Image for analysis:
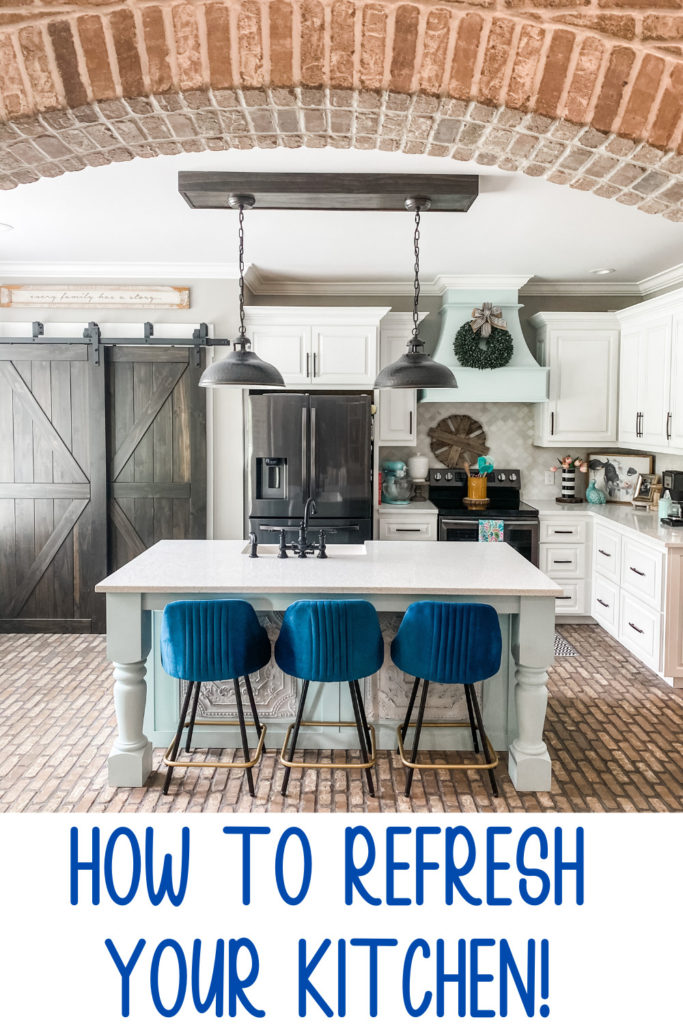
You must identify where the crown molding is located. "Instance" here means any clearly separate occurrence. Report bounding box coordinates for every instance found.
[637,262,683,296]
[520,279,641,296]
[0,261,244,280]
[245,270,533,296]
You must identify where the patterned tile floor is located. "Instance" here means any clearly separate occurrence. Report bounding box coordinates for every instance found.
[0,626,681,813]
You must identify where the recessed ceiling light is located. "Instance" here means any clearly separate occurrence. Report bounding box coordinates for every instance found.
[0,223,13,232]
[590,267,616,276]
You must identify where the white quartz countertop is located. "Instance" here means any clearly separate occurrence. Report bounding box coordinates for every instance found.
[378,500,437,514]
[96,540,562,597]
[528,498,683,547]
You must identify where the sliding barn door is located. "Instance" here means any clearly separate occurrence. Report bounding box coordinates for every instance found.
[0,344,107,632]
[107,347,206,571]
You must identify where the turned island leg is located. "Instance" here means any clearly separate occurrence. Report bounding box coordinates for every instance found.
[106,593,153,787]
[508,596,554,792]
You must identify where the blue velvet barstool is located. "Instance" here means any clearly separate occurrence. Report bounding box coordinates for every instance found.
[391,602,502,798]
[160,600,271,796]
[274,600,384,797]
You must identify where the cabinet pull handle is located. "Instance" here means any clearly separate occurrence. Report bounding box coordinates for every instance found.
[550,411,554,435]
[629,566,645,576]
[409,410,413,435]
[667,411,672,441]
[554,529,573,534]
[553,559,572,564]
[628,621,644,635]
[306,352,310,377]
[556,596,572,601]
[313,352,318,377]
[395,528,422,533]
[598,549,611,557]
[635,411,639,437]
[597,598,609,608]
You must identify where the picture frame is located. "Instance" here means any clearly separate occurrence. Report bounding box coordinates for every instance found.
[587,452,655,504]
[633,473,659,501]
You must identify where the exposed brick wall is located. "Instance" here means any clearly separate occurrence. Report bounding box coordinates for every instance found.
[0,2,682,220]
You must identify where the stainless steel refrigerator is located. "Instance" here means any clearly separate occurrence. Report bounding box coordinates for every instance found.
[246,393,373,543]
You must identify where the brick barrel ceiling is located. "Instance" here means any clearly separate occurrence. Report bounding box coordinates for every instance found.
[0,2,682,221]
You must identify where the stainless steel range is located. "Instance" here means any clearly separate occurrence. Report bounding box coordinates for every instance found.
[429,468,539,565]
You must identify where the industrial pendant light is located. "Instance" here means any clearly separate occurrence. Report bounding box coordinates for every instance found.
[374,198,457,390]
[199,195,285,389]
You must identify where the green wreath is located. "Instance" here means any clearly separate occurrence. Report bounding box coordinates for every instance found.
[454,322,514,370]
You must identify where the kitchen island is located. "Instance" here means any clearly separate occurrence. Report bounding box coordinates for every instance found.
[96,540,563,792]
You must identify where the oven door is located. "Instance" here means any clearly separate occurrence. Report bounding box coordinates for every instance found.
[439,517,539,566]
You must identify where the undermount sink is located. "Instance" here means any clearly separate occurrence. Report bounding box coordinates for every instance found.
[241,543,368,558]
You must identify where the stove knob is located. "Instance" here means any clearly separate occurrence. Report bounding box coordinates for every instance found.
[509,472,517,481]
[444,472,453,481]
[433,472,442,481]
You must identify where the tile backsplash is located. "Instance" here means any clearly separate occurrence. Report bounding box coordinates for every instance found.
[378,402,683,500]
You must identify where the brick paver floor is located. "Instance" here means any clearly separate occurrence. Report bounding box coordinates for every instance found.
[1,625,681,812]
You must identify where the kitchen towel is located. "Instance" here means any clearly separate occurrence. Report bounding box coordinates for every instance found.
[478,520,504,542]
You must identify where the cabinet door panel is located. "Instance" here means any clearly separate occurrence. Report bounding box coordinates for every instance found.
[377,330,416,443]
[249,326,311,384]
[618,329,640,444]
[313,325,377,385]
[638,319,671,447]
[550,330,617,442]
[669,314,683,450]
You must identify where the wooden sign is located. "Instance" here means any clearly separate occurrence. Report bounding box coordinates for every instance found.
[0,284,190,309]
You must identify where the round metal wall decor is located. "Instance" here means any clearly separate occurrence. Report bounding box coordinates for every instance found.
[428,414,489,468]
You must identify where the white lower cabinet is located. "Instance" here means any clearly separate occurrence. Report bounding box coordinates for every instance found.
[592,574,619,631]
[539,513,591,616]
[618,592,662,671]
[378,513,437,541]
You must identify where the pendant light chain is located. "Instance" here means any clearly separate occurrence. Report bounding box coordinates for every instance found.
[412,206,421,340]
[237,203,246,343]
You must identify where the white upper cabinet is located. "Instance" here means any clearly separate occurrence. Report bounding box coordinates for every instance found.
[376,313,423,444]
[617,295,683,454]
[531,313,619,446]
[245,307,390,388]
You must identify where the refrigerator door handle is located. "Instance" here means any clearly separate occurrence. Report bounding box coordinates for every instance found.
[310,406,317,498]
[301,406,309,497]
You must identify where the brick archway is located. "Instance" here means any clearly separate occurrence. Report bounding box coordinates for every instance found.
[1,2,682,220]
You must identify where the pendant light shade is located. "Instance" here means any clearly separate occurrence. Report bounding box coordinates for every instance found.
[374,197,457,391]
[199,194,285,390]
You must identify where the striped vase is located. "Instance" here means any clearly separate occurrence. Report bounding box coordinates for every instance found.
[561,467,576,500]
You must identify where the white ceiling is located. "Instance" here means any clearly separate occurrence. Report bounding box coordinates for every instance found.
[1,147,682,290]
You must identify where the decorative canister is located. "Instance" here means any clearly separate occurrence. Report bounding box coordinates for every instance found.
[561,467,576,500]
[407,454,429,482]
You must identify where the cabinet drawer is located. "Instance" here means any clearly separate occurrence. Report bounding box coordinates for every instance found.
[553,581,587,615]
[592,575,618,632]
[378,517,437,541]
[618,592,661,670]
[540,519,587,543]
[620,537,664,610]
[593,525,621,582]
[540,544,585,579]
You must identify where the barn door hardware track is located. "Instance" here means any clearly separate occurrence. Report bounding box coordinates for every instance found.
[0,321,229,365]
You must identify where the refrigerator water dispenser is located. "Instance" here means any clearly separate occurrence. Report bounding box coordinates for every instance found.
[256,457,287,499]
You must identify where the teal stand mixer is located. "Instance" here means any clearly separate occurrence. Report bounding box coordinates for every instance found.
[382,460,414,504]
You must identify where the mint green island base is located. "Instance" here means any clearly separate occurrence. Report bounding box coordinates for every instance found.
[96,540,562,793]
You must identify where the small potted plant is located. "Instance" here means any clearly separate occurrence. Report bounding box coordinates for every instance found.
[551,455,587,503]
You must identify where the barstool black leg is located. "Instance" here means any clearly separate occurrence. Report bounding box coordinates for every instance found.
[405,679,429,797]
[399,677,421,752]
[352,680,373,755]
[164,680,195,795]
[233,677,255,797]
[185,681,202,752]
[244,674,264,739]
[349,680,375,797]
[282,679,310,796]
[464,685,480,754]
[469,685,498,798]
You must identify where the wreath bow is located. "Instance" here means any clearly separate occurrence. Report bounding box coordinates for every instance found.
[470,302,507,339]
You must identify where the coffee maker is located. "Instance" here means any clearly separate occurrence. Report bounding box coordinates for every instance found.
[661,470,683,525]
